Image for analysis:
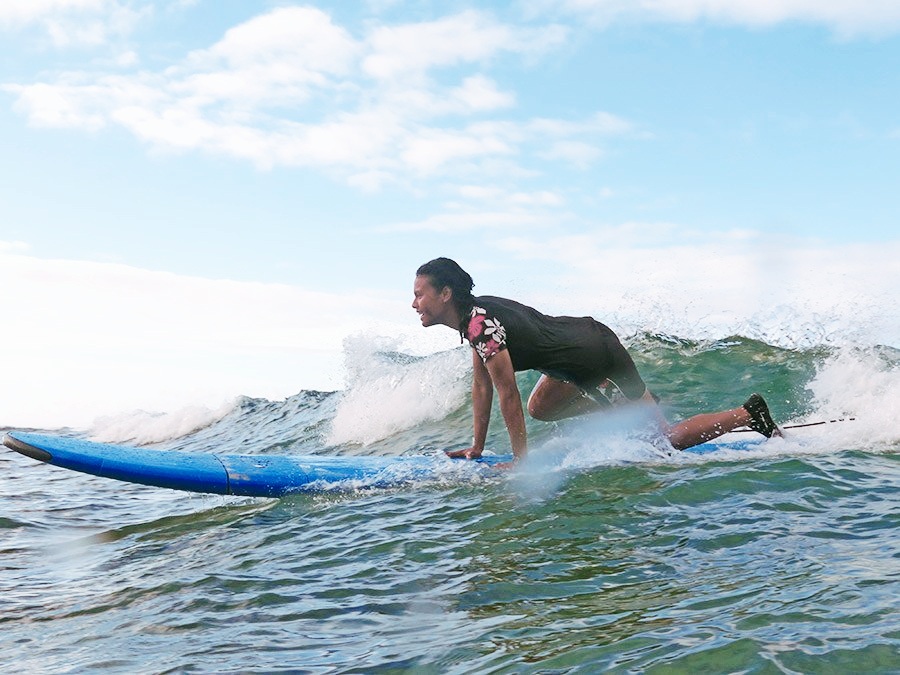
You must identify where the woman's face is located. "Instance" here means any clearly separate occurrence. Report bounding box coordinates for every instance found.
[412,275,450,328]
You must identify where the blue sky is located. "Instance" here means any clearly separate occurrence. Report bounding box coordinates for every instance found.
[1,1,898,428]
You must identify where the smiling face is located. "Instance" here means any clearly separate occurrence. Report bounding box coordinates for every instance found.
[412,274,454,328]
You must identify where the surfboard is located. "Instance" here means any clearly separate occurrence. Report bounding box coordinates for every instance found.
[3,431,765,497]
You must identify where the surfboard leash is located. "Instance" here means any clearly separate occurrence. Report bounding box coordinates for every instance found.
[732,417,856,433]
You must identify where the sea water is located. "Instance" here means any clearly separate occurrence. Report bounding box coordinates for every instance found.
[2,334,899,673]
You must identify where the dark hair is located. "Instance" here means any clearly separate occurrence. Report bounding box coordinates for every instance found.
[416,257,475,314]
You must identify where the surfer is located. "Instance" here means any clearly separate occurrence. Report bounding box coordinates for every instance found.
[413,257,782,466]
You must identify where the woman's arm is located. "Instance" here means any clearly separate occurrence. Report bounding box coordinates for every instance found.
[484,349,527,461]
[471,349,494,454]
[446,350,494,458]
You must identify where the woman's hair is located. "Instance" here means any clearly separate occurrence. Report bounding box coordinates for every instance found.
[416,257,475,314]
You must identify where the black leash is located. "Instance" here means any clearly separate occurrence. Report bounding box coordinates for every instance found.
[733,417,856,433]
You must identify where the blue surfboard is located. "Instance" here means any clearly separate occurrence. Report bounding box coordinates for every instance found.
[3,431,513,497]
[3,431,765,497]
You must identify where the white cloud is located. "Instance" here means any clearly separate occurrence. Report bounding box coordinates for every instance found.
[539,140,603,167]
[362,10,565,79]
[528,112,634,136]
[545,0,900,37]
[450,75,516,112]
[510,190,565,206]
[378,183,571,232]
[187,6,360,86]
[0,0,148,47]
[401,127,515,174]
[456,185,565,206]
[110,49,139,67]
[3,8,618,183]
[0,0,108,24]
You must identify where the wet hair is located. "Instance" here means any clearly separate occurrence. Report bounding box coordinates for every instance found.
[416,257,475,315]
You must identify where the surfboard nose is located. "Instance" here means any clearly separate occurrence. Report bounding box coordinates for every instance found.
[3,432,52,463]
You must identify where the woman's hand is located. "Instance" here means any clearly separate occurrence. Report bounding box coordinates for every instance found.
[445,447,483,460]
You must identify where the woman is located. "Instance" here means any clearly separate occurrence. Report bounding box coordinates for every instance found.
[412,257,781,466]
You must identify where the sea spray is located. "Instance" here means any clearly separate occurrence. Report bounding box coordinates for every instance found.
[327,333,471,447]
[801,344,900,450]
[507,407,670,504]
[88,401,237,445]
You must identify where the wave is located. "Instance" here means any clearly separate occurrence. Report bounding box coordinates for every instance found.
[72,333,899,472]
[326,333,472,448]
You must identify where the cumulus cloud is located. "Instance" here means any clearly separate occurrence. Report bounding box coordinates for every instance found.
[182,6,361,97]
[3,7,624,186]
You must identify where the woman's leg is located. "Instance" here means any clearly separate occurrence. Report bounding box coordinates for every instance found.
[665,406,751,450]
[665,394,782,450]
[527,375,601,421]
[528,368,778,449]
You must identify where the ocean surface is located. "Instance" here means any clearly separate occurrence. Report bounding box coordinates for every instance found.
[2,334,898,673]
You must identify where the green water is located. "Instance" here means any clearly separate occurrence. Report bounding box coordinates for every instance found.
[2,336,898,672]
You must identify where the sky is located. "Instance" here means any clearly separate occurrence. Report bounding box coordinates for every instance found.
[1,0,898,429]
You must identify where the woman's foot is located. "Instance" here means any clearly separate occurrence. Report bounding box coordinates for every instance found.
[743,393,783,438]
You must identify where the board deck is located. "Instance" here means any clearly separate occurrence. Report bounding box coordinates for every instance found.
[3,431,766,497]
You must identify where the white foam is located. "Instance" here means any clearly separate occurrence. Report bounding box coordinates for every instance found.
[87,400,238,445]
[326,333,471,446]
[800,346,900,450]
